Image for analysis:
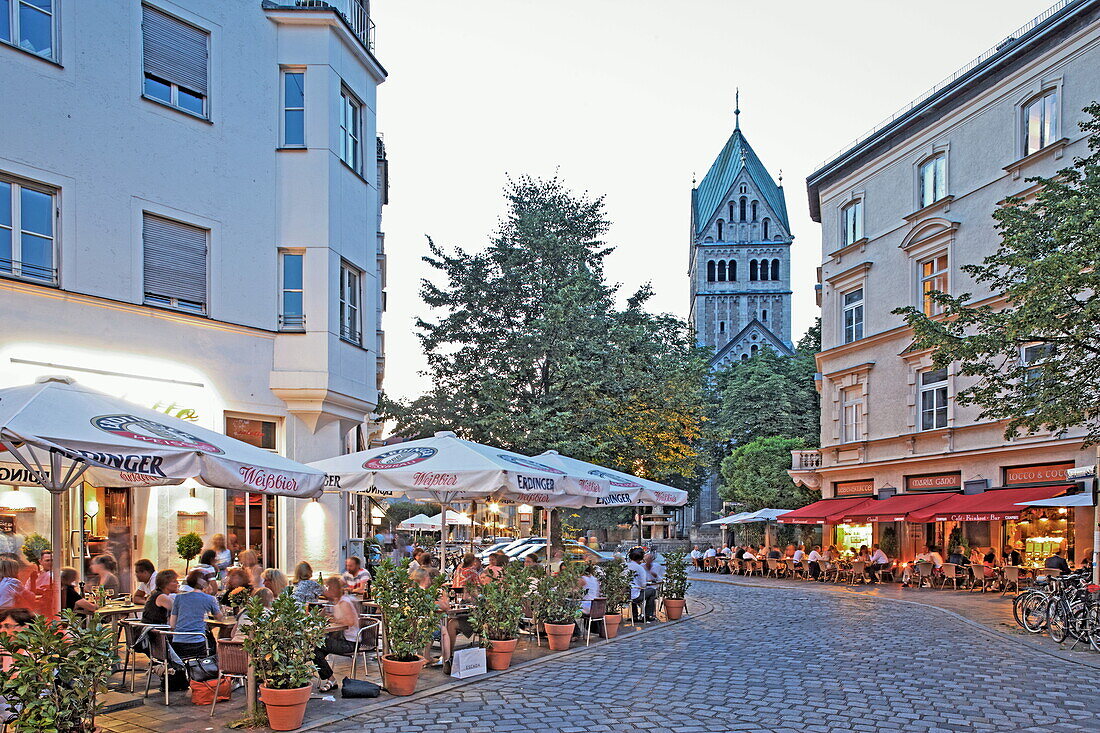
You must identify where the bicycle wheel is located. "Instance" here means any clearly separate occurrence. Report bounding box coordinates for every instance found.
[1086,605,1100,652]
[1048,600,1070,643]
[1021,593,1050,633]
[1013,591,1039,628]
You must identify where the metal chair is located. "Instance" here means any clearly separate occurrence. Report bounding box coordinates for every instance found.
[938,563,966,590]
[1001,566,1024,596]
[144,629,210,705]
[847,561,867,585]
[914,562,935,588]
[765,559,781,578]
[583,597,607,646]
[816,560,835,582]
[969,564,991,592]
[874,562,896,584]
[209,639,248,717]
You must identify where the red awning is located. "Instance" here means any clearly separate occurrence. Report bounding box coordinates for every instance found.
[776,496,870,525]
[825,492,957,524]
[907,485,1070,523]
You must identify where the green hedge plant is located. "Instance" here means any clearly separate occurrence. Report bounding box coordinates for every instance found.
[663,552,689,600]
[532,562,583,625]
[373,559,446,662]
[597,558,632,615]
[242,589,329,689]
[469,562,528,643]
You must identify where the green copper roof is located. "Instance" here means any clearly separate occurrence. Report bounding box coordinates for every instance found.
[693,128,788,234]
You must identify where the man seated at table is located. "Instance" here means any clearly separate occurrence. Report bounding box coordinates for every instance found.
[766,546,781,560]
[342,556,372,593]
[626,548,657,622]
[132,558,156,605]
[1001,544,1022,567]
[946,546,970,567]
[902,545,935,588]
[792,546,806,564]
[1044,549,1071,575]
[866,544,889,583]
[689,546,702,570]
[807,546,823,580]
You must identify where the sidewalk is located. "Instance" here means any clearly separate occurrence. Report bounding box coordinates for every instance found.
[690,569,1100,670]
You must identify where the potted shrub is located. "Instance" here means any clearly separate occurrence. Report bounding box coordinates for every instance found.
[596,558,631,638]
[469,562,527,669]
[662,551,689,620]
[241,589,329,731]
[176,531,203,572]
[0,610,116,732]
[373,558,445,695]
[533,562,583,651]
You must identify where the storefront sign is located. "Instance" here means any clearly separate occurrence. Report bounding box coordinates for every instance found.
[906,473,961,491]
[1004,463,1073,485]
[937,512,1023,523]
[834,480,875,497]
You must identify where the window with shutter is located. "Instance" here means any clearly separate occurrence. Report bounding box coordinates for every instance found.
[143,213,207,314]
[142,5,209,118]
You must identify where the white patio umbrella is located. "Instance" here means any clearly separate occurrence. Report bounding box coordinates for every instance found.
[0,376,325,611]
[730,508,791,523]
[705,512,752,525]
[396,513,436,531]
[426,510,476,526]
[1016,493,1095,508]
[309,431,609,572]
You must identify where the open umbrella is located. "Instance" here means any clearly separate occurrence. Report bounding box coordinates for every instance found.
[0,376,325,612]
[396,513,437,531]
[704,513,752,525]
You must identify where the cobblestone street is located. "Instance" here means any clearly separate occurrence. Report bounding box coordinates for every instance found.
[316,578,1100,733]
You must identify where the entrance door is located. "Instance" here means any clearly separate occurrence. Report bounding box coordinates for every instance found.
[103,488,133,593]
[227,491,278,569]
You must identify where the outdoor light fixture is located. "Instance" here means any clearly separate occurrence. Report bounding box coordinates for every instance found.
[0,487,35,513]
[176,487,208,516]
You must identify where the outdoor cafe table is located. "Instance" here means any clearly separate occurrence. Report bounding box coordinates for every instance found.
[206,617,237,639]
[95,603,144,620]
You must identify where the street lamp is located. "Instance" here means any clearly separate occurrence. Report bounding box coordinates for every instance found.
[488,502,501,539]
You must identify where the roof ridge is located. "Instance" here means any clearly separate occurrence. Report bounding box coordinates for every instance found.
[693,128,789,234]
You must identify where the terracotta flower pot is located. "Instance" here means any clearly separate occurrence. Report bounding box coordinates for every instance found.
[382,654,425,696]
[601,612,622,639]
[543,622,575,651]
[664,598,686,620]
[259,684,312,731]
[485,638,518,670]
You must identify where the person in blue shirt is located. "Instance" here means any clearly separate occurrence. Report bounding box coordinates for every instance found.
[170,569,222,658]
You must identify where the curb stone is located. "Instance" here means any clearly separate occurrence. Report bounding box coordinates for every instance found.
[295,596,715,731]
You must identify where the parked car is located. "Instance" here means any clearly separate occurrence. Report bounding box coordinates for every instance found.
[477,537,612,564]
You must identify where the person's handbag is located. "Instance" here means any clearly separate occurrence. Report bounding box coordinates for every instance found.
[189,678,232,705]
[449,647,486,679]
[183,655,219,683]
[340,677,381,698]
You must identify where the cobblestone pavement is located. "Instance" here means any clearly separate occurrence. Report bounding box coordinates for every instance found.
[317,580,1100,733]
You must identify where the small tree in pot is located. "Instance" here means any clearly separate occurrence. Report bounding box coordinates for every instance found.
[242,589,329,731]
[532,563,583,651]
[469,563,528,669]
[662,552,690,619]
[176,531,203,572]
[596,558,631,638]
[0,611,116,733]
[374,559,445,695]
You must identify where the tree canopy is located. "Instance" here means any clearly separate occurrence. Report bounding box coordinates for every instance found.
[895,103,1100,445]
[383,175,711,510]
[718,436,819,511]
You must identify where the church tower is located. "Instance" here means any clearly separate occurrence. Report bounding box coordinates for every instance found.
[689,99,794,368]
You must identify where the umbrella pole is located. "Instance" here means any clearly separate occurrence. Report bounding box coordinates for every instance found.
[636,505,643,546]
[468,501,475,554]
[50,489,63,615]
[440,502,448,577]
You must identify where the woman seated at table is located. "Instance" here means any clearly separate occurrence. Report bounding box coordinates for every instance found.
[169,569,222,658]
[194,550,219,584]
[141,569,178,626]
[479,553,507,585]
[232,587,274,642]
[0,607,34,724]
[59,567,98,614]
[261,568,288,598]
[239,549,264,588]
[947,546,970,567]
[578,564,600,619]
[451,554,482,597]
[412,568,466,669]
[313,577,362,692]
[89,554,121,596]
[219,567,253,607]
[292,562,323,604]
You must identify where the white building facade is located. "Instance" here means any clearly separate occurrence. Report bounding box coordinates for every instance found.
[0,0,387,587]
[791,0,1099,564]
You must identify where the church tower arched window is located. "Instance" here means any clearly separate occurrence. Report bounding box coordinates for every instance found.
[761,309,768,322]
[739,197,747,222]
[727,260,736,281]
[716,220,724,240]
[761,260,770,281]
[749,260,758,281]
[751,201,758,221]
[717,260,727,282]
[751,344,759,356]
[771,259,780,280]
[762,218,770,240]
[706,260,716,282]
[729,202,736,222]
[719,321,725,333]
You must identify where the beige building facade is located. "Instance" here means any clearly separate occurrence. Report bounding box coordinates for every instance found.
[790,0,1100,565]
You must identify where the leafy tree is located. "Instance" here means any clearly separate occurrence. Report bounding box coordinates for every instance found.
[384,500,428,527]
[384,174,710,495]
[718,436,818,511]
[895,103,1100,445]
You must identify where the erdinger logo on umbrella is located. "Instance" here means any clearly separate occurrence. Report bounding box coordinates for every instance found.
[496,454,565,475]
[364,446,437,469]
[589,469,642,489]
[91,415,223,454]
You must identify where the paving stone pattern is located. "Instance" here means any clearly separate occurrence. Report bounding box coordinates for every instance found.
[319,581,1100,733]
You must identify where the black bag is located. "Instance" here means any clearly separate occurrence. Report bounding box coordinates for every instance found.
[183,656,219,683]
[166,667,191,691]
[340,678,381,699]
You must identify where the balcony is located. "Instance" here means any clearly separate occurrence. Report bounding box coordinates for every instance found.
[268,1,376,53]
[788,450,822,490]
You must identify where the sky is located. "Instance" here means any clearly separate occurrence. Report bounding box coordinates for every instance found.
[372,0,1054,401]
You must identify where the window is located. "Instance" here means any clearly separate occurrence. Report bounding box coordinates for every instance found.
[919,154,946,208]
[0,177,56,284]
[2,0,57,60]
[842,287,864,343]
[282,70,305,147]
[706,260,716,282]
[761,309,768,322]
[1021,343,1055,392]
[749,259,758,281]
[841,387,863,443]
[718,321,725,333]
[717,260,726,282]
[339,262,361,343]
[842,200,863,245]
[762,218,770,240]
[919,368,948,431]
[142,5,209,117]
[142,213,207,313]
[280,252,304,330]
[729,202,735,221]
[739,197,747,222]
[759,259,769,281]
[727,260,736,281]
[1022,89,1058,157]
[751,344,759,356]
[225,416,277,451]
[771,259,780,281]
[920,253,948,316]
[716,220,723,241]
[751,201,758,221]
[340,87,362,172]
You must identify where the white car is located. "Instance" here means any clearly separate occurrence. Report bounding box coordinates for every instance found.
[478,537,612,564]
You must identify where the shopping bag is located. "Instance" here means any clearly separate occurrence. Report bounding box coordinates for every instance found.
[190,678,232,705]
[449,647,487,679]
